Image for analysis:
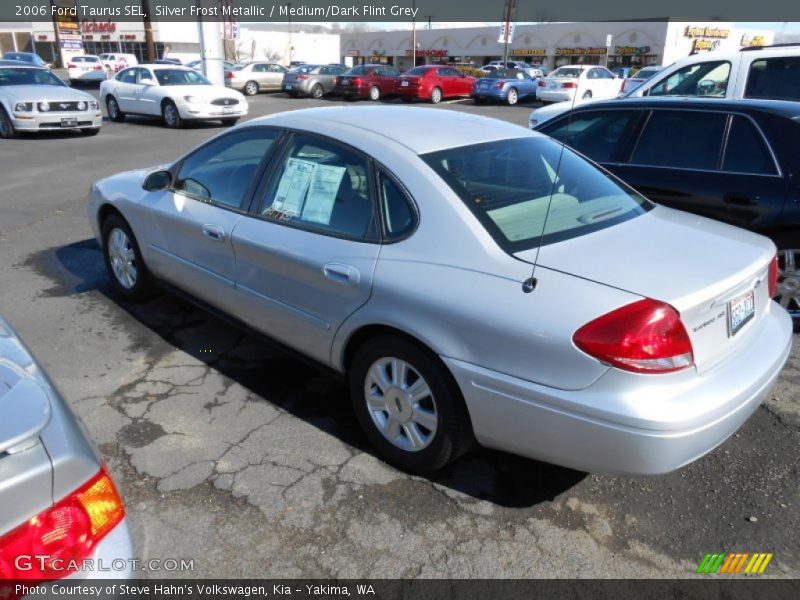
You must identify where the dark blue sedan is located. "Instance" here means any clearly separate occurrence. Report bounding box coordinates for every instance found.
[472,68,540,105]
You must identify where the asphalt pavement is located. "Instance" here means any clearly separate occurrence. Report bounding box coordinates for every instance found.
[0,88,798,578]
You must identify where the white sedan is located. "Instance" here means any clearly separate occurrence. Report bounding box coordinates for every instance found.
[67,55,107,85]
[99,64,248,128]
[537,65,622,103]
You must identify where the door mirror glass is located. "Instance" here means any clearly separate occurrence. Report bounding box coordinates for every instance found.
[143,170,173,191]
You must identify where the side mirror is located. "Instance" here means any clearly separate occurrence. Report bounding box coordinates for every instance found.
[143,170,172,192]
[140,78,155,86]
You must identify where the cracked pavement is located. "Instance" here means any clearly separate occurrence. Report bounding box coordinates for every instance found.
[1,92,798,579]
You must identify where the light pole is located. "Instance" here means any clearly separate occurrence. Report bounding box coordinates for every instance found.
[501,0,517,65]
[411,0,416,68]
[287,3,292,66]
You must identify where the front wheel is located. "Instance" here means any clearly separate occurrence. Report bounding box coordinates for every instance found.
[106,96,125,122]
[0,107,17,139]
[162,100,182,128]
[430,87,442,104]
[349,337,474,474]
[369,86,381,101]
[101,213,157,300]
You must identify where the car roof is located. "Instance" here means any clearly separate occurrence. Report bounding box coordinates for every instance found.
[552,64,594,70]
[0,62,46,69]
[246,106,531,154]
[138,64,192,70]
[565,96,800,118]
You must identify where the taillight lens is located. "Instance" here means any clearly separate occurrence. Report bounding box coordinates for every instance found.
[538,80,546,87]
[67,64,76,69]
[0,467,125,581]
[768,254,779,298]
[352,78,362,86]
[225,71,234,79]
[494,81,505,89]
[296,74,308,80]
[573,298,694,374]
[93,64,103,71]
[562,81,577,89]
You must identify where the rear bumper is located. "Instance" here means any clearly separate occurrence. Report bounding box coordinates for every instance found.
[537,90,574,102]
[334,85,368,97]
[444,303,793,475]
[282,82,311,94]
[394,86,423,98]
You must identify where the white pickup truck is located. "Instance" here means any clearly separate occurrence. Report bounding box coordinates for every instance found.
[529,44,800,128]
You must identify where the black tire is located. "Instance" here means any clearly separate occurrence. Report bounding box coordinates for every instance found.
[0,106,17,139]
[349,336,474,474]
[220,118,239,127]
[310,84,324,99]
[162,100,183,129]
[430,87,443,104]
[105,96,125,122]
[243,81,259,96]
[770,231,800,328]
[80,127,100,136]
[101,213,157,301]
[582,90,593,100]
[506,87,519,106]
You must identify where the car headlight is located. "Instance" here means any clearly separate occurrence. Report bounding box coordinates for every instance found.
[76,101,86,111]
[38,101,50,112]
[14,102,33,112]
[183,95,202,104]
[89,100,99,110]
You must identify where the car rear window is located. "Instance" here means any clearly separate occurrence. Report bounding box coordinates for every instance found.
[745,57,800,101]
[422,137,651,252]
[550,67,583,78]
[72,57,99,63]
[405,67,432,76]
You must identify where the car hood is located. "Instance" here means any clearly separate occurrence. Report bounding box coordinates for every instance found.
[2,85,94,102]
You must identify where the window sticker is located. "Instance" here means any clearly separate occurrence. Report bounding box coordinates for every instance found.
[273,158,315,216]
[301,165,347,225]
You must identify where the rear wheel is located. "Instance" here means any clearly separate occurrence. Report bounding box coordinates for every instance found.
[582,90,593,100]
[162,100,182,129]
[106,96,125,122]
[243,81,259,96]
[101,213,156,300]
[771,232,800,326]
[430,87,442,104]
[0,107,17,139]
[311,84,324,99]
[349,336,474,474]
[506,87,519,105]
[369,86,381,101]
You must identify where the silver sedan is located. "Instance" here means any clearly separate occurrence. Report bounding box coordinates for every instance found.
[86,107,793,475]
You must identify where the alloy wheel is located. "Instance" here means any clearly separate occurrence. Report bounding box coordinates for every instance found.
[108,228,137,289]
[776,248,800,317]
[364,357,438,452]
[507,88,518,105]
[107,98,118,119]
[164,104,177,127]
[431,87,442,103]
[369,86,380,101]
[245,81,258,96]
[311,84,323,99]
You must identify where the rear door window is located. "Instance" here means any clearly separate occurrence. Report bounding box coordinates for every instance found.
[540,110,640,164]
[745,57,800,101]
[722,116,779,175]
[630,110,727,170]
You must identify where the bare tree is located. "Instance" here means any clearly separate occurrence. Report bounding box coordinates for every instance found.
[262,47,283,63]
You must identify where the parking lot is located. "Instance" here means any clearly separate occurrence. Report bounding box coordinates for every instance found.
[1,88,798,578]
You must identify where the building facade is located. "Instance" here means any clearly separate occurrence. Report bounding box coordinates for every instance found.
[340,22,775,72]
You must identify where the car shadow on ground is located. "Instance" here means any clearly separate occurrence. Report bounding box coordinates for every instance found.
[27,238,588,508]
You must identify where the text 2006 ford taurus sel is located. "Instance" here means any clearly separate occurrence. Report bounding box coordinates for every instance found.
[86,107,793,475]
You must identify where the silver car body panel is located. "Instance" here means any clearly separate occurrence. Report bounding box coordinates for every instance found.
[87,106,793,474]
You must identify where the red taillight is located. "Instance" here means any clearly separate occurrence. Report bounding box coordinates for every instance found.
[494,81,505,89]
[93,64,103,71]
[0,467,125,581]
[573,298,694,374]
[67,64,76,69]
[225,71,234,79]
[352,78,362,86]
[562,81,577,89]
[296,74,308,80]
[768,254,779,298]
[538,80,546,87]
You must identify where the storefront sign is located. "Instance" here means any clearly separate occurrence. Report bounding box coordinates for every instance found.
[692,38,721,52]
[614,45,651,56]
[741,34,767,47]
[555,47,607,56]
[684,25,730,39]
[81,20,117,34]
[404,49,448,57]
[513,48,547,56]
[344,49,360,56]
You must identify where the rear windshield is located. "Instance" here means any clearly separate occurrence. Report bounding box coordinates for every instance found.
[405,67,432,76]
[635,67,660,79]
[422,137,652,252]
[745,57,800,101]
[154,69,210,86]
[291,65,316,74]
[550,67,583,78]
[72,56,99,63]
[344,66,373,76]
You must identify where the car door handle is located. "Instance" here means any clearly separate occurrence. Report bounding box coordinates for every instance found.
[202,224,226,242]
[724,194,759,206]
[323,263,360,286]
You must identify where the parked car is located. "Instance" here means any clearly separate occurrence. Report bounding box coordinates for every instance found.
[394,65,475,104]
[535,97,800,321]
[472,68,540,105]
[2,51,48,68]
[529,44,800,128]
[0,64,102,138]
[155,57,182,65]
[99,65,247,128]
[334,65,401,100]
[87,106,791,476]
[619,65,662,93]
[486,60,539,78]
[226,61,288,96]
[186,59,236,72]
[480,65,501,74]
[282,64,348,98]
[0,315,133,581]
[98,53,139,73]
[537,65,621,103]
[67,55,107,85]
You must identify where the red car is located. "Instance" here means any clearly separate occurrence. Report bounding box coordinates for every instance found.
[395,65,476,103]
[334,64,401,100]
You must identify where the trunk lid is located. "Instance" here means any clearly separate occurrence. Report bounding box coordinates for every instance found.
[516,206,776,373]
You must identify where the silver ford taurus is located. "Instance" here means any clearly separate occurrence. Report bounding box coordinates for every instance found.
[86,107,793,475]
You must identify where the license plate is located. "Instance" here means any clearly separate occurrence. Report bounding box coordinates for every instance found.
[727,290,755,336]
[222,106,234,114]
[479,83,488,89]
[285,84,293,90]
[549,81,557,88]
[401,80,409,87]
[61,118,78,127]
[342,78,350,85]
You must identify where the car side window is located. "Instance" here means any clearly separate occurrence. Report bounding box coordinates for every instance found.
[598,68,615,79]
[586,69,599,79]
[260,134,377,240]
[174,129,280,210]
[268,64,284,72]
[253,64,266,72]
[745,57,800,101]
[137,68,153,83]
[648,61,730,97]
[540,110,639,164]
[378,171,416,240]
[630,110,727,170]
[722,116,778,175]
[386,67,400,77]
[319,67,330,75]
[117,68,136,83]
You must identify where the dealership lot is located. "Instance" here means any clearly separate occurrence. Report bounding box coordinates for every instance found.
[0,90,798,578]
